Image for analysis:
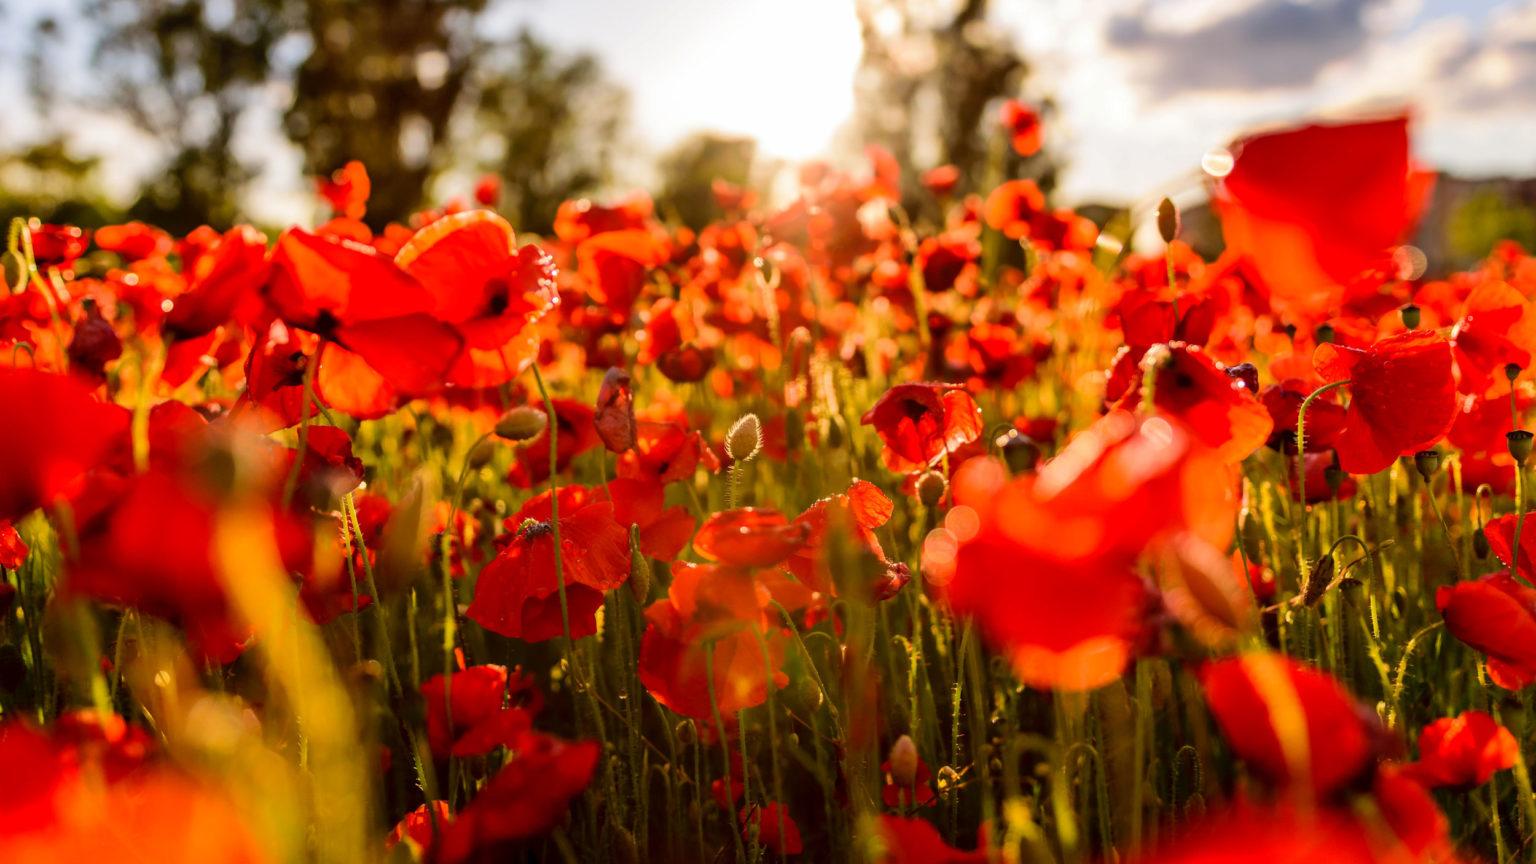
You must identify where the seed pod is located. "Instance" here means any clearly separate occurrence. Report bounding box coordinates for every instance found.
[1314,323,1335,345]
[1156,197,1180,244]
[494,406,548,442]
[996,430,1041,473]
[1400,303,1421,330]
[1509,430,1533,463]
[1474,527,1491,559]
[726,413,763,463]
[1508,363,1523,384]
[1414,449,1441,480]
[466,437,496,468]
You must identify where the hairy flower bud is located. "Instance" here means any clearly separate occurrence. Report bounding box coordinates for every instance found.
[726,413,763,463]
[494,406,548,442]
[915,471,947,508]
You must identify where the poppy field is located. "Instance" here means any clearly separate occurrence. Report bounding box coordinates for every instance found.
[4,106,1536,863]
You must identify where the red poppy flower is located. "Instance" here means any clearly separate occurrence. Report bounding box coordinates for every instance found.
[693,508,810,569]
[1286,451,1356,503]
[1314,330,1456,474]
[432,730,599,863]
[474,173,502,206]
[1215,114,1429,321]
[983,180,1046,241]
[617,420,719,486]
[1452,279,1534,395]
[862,383,984,473]
[788,479,896,596]
[1260,378,1346,452]
[318,160,370,220]
[875,816,990,864]
[419,664,540,758]
[385,801,451,853]
[915,232,980,293]
[0,520,26,570]
[0,719,269,863]
[934,413,1235,690]
[1200,654,1377,797]
[1124,799,1440,864]
[605,477,695,561]
[0,369,126,522]
[741,802,802,856]
[94,221,172,261]
[393,210,559,388]
[265,228,464,417]
[27,224,90,271]
[921,164,960,197]
[1108,342,1272,463]
[552,193,654,244]
[163,226,270,339]
[638,561,789,719]
[999,99,1043,157]
[1437,571,1536,689]
[1402,710,1518,789]
[465,485,630,642]
[578,230,666,323]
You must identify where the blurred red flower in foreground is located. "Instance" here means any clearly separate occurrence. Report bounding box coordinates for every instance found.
[862,382,983,473]
[0,718,268,863]
[1215,114,1432,322]
[1313,330,1456,474]
[1403,710,1518,789]
[0,368,124,522]
[933,412,1237,690]
[1201,654,1378,797]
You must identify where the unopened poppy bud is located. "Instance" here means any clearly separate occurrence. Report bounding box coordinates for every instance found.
[915,471,947,508]
[674,719,696,747]
[888,735,919,787]
[1414,449,1442,480]
[1400,303,1421,330]
[1224,362,1259,394]
[495,406,548,442]
[996,430,1041,473]
[628,524,652,602]
[755,255,777,284]
[1314,323,1335,345]
[1507,363,1523,384]
[1509,430,1533,463]
[726,413,763,463]
[1156,197,1179,244]
[1474,527,1491,559]
[466,438,496,468]
[1302,555,1334,606]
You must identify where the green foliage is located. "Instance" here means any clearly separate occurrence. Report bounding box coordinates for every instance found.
[1448,189,1536,264]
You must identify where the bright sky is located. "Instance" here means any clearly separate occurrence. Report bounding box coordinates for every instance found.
[3,0,1535,222]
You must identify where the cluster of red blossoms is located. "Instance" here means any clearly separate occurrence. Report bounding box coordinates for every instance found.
[4,97,1536,863]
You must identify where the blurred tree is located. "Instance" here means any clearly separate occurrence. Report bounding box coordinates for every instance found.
[78,1,629,229]
[850,0,1051,200]
[1447,189,1536,266]
[284,0,490,227]
[86,0,291,231]
[0,139,120,228]
[656,133,756,229]
[463,29,630,235]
